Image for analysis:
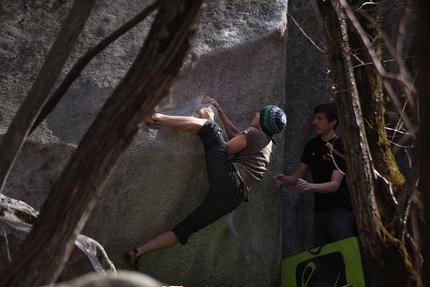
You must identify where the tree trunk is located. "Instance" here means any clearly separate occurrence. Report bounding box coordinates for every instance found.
[0,0,204,286]
[317,0,419,285]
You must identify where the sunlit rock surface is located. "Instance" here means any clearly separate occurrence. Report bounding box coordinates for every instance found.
[1,1,289,286]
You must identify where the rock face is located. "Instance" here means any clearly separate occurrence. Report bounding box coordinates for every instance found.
[0,194,39,224]
[282,0,331,258]
[1,1,289,286]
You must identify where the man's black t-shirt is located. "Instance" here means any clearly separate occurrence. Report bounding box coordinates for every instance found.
[300,135,352,212]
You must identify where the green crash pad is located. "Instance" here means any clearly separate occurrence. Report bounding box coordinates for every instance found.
[281,237,366,287]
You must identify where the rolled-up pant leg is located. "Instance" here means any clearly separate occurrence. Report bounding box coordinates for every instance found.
[172,120,243,245]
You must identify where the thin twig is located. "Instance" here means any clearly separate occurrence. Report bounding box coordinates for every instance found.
[357,1,377,10]
[1,226,11,263]
[325,140,346,175]
[374,169,398,205]
[287,12,326,54]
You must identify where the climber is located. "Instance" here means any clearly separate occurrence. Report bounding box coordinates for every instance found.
[124,95,287,270]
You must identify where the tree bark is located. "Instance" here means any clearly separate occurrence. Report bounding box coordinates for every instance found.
[316,0,378,270]
[317,0,419,285]
[0,0,204,286]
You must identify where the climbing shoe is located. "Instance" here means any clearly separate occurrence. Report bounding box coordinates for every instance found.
[124,248,140,270]
[147,114,159,126]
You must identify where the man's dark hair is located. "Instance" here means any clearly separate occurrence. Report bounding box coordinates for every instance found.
[314,103,338,129]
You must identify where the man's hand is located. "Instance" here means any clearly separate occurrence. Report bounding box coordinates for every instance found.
[196,107,215,120]
[201,95,219,109]
[273,174,286,187]
[296,178,311,192]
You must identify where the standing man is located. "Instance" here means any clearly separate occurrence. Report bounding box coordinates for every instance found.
[273,103,353,247]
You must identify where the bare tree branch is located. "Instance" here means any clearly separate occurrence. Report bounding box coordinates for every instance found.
[338,0,417,140]
[287,12,326,53]
[0,226,11,263]
[357,0,419,131]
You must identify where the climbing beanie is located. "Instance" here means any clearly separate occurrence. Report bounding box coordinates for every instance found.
[260,105,287,136]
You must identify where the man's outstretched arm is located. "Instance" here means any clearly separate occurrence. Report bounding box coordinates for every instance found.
[296,170,344,193]
[273,163,309,187]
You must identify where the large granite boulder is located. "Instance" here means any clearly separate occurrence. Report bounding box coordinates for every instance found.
[1,1,288,286]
